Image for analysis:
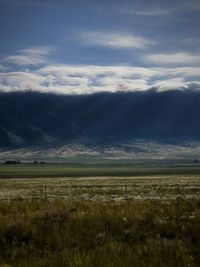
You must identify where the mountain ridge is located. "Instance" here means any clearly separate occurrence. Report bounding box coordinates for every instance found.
[1,89,200,147]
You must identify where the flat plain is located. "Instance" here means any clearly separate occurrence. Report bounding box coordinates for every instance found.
[0,161,200,201]
[0,175,200,202]
[0,161,200,266]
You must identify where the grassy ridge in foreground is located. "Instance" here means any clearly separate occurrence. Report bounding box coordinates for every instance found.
[0,199,200,266]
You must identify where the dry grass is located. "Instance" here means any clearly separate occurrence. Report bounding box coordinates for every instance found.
[0,175,200,201]
[0,199,200,266]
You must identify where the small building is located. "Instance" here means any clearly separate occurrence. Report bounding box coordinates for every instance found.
[5,160,21,165]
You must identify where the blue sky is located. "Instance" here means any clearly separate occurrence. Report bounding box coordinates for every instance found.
[0,0,200,94]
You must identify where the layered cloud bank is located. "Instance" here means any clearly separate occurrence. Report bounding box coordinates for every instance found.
[0,0,200,95]
[1,64,200,94]
[0,46,200,95]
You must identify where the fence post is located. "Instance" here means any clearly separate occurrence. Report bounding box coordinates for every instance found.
[125,184,128,200]
[44,186,47,201]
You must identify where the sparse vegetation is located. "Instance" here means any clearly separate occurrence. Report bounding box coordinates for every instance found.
[0,175,200,201]
[0,165,200,266]
[0,199,200,266]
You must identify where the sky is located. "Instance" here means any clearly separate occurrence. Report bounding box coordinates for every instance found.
[0,0,200,94]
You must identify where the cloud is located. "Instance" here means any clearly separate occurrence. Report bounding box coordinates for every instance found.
[98,77,149,92]
[36,65,154,93]
[2,46,52,66]
[38,65,156,79]
[0,71,45,92]
[18,47,51,56]
[1,46,200,94]
[153,79,200,92]
[121,7,172,17]
[154,67,200,78]
[79,31,154,49]
[152,77,186,91]
[1,63,200,94]
[2,55,48,66]
[120,0,200,18]
[144,52,200,66]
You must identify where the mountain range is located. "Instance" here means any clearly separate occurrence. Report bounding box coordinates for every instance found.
[0,89,200,148]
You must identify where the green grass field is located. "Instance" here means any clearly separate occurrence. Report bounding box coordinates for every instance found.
[1,160,200,178]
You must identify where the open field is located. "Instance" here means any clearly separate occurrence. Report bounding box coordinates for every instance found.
[1,160,200,178]
[0,175,200,201]
[0,163,200,266]
[1,161,200,201]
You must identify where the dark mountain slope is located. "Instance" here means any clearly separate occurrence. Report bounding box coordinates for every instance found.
[1,89,200,147]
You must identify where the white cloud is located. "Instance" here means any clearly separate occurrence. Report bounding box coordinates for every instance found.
[2,55,48,66]
[120,1,200,18]
[152,77,186,91]
[1,47,200,94]
[79,31,153,49]
[1,63,200,94]
[153,79,200,92]
[2,46,52,66]
[121,7,172,16]
[98,77,149,92]
[0,71,45,92]
[37,65,153,93]
[154,67,200,78]
[18,47,51,56]
[38,65,157,79]
[144,52,200,66]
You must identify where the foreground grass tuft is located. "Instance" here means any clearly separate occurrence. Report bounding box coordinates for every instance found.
[0,199,200,266]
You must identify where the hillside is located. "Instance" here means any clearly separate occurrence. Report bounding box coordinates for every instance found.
[1,90,200,148]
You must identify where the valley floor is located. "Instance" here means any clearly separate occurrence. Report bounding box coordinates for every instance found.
[0,164,200,266]
[0,175,200,201]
